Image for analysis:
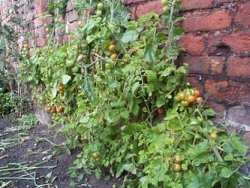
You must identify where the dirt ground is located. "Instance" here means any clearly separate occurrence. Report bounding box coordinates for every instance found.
[0,119,116,188]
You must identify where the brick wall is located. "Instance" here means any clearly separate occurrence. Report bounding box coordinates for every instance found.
[0,0,250,132]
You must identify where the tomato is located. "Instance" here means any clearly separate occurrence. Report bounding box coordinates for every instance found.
[92,152,100,160]
[186,95,196,104]
[45,106,51,112]
[174,155,182,163]
[196,97,203,104]
[97,3,104,10]
[111,53,117,60]
[173,163,181,172]
[193,89,200,98]
[56,106,64,113]
[210,131,218,140]
[157,107,165,115]
[72,66,80,73]
[96,10,102,16]
[162,5,169,12]
[66,60,74,67]
[105,63,112,69]
[108,44,116,52]
[142,107,147,113]
[178,92,185,101]
[51,106,57,113]
[181,101,189,107]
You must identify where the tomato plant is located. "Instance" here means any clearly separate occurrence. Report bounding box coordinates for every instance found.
[20,0,250,187]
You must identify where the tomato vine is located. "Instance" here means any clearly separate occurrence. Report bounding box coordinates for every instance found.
[20,0,249,187]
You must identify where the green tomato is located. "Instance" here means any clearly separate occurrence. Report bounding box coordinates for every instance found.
[97,3,104,10]
[96,10,102,16]
[105,63,112,70]
[66,60,74,67]
[72,66,80,73]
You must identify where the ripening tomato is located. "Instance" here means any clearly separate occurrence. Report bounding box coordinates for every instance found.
[181,101,189,107]
[162,5,169,12]
[173,163,181,172]
[108,44,116,52]
[193,89,200,98]
[174,155,182,163]
[187,95,196,104]
[210,131,218,140]
[196,97,203,104]
[111,53,118,60]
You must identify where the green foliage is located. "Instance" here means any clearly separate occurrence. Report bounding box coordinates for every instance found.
[20,0,249,187]
[0,89,25,116]
[17,113,38,130]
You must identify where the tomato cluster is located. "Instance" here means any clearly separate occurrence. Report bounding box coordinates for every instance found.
[108,41,118,61]
[172,154,183,172]
[95,2,104,16]
[45,105,64,114]
[176,89,203,107]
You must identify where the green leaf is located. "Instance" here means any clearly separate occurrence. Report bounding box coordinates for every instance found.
[121,30,139,43]
[231,135,247,155]
[220,167,233,178]
[156,95,165,108]
[144,43,156,63]
[62,74,71,85]
[202,109,216,117]
[51,82,58,98]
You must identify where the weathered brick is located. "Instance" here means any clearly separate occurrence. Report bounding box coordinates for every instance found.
[180,34,205,56]
[181,0,213,10]
[223,32,250,54]
[36,37,47,47]
[66,10,78,23]
[183,56,225,75]
[183,10,232,32]
[207,101,226,120]
[227,57,250,78]
[34,0,48,15]
[235,2,250,29]
[134,0,162,18]
[205,80,250,103]
[187,76,203,92]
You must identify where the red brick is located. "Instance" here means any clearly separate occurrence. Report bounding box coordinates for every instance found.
[235,2,250,29]
[66,10,78,23]
[181,0,213,10]
[36,37,47,47]
[66,0,76,12]
[183,56,225,75]
[34,15,52,28]
[134,0,163,18]
[187,76,203,92]
[180,34,205,56]
[223,32,250,54]
[66,21,80,33]
[183,10,232,32]
[34,0,48,15]
[227,57,250,78]
[205,80,250,103]
[207,101,225,119]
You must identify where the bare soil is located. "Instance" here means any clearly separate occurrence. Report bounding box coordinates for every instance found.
[0,119,116,188]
